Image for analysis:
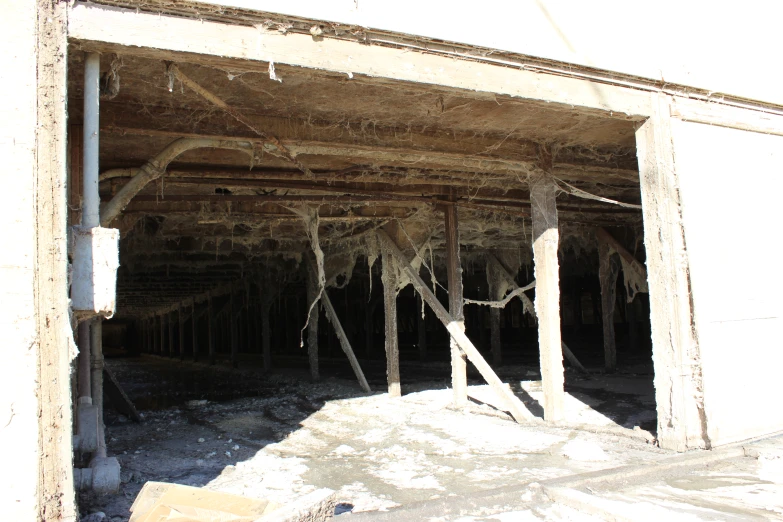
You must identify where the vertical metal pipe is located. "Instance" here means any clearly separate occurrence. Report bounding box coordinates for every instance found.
[77,321,92,403]
[82,52,101,228]
[90,318,106,458]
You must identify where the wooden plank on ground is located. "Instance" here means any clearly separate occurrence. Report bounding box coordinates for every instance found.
[129,481,281,522]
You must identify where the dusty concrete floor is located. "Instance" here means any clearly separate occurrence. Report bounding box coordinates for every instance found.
[79,356,783,521]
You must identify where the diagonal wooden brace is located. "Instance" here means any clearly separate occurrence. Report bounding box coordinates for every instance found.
[377,230,536,423]
[307,258,372,393]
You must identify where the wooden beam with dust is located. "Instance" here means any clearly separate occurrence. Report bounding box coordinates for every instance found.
[68,2,651,117]
[529,166,566,422]
[444,203,468,408]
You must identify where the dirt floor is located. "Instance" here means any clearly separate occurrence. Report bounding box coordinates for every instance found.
[79,355,671,520]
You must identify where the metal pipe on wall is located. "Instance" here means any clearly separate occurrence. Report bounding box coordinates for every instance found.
[82,52,100,228]
[90,318,106,458]
[77,321,92,403]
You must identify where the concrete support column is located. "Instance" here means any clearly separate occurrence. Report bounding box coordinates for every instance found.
[530,168,565,422]
[207,293,215,365]
[445,204,467,407]
[381,247,401,397]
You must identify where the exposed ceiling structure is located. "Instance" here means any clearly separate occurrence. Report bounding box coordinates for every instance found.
[66,49,644,317]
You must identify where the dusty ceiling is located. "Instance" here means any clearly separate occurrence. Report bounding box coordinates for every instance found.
[66,49,644,316]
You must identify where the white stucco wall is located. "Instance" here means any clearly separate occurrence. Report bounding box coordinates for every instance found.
[0,2,41,519]
[204,0,783,107]
[672,120,783,446]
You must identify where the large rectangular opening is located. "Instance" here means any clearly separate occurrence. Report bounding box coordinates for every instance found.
[67,43,662,517]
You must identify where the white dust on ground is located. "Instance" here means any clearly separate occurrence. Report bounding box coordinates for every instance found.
[203,385,663,513]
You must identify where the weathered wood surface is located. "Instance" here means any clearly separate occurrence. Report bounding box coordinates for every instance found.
[598,240,620,371]
[671,97,783,138]
[68,2,651,117]
[307,258,372,393]
[306,265,320,381]
[381,247,401,397]
[530,169,565,422]
[636,93,708,451]
[484,253,590,377]
[444,204,468,407]
[377,229,536,423]
[320,291,372,393]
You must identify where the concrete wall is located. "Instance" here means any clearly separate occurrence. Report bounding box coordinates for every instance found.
[203,0,783,107]
[0,1,42,519]
[672,120,783,446]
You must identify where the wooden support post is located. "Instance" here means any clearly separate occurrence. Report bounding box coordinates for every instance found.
[207,293,215,364]
[377,229,535,422]
[417,293,427,361]
[168,311,175,358]
[320,288,372,393]
[230,287,238,368]
[444,204,468,407]
[364,303,374,359]
[381,246,401,397]
[529,167,565,422]
[243,283,251,354]
[261,300,272,370]
[178,303,185,360]
[257,272,274,371]
[306,266,320,381]
[191,301,199,362]
[487,261,503,366]
[141,319,147,353]
[156,315,162,354]
[599,240,620,371]
[485,253,591,377]
[147,318,153,353]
